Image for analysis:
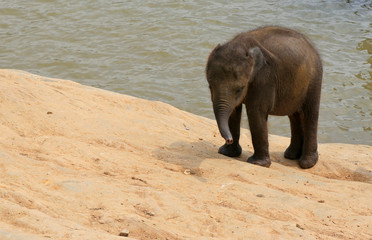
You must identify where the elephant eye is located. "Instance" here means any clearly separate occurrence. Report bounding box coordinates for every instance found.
[233,72,238,80]
[235,87,244,95]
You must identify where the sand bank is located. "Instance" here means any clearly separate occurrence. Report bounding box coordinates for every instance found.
[0,70,371,239]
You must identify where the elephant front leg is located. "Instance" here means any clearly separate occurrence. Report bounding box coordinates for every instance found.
[218,104,242,157]
[247,110,271,167]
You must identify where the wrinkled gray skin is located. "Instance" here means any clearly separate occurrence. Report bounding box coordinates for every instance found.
[206,26,322,169]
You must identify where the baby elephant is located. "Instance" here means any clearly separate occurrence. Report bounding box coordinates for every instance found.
[206,26,322,169]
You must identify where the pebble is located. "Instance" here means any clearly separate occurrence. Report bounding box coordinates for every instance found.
[119,229,129,237]
[146,211,155,216]
[296,223,305,230]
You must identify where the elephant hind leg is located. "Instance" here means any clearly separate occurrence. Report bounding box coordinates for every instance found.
[298,102,319,169]
[285,112,303,159]
[298,70,321,169]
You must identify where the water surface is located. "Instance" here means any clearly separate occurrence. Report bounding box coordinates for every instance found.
[0,0,371,144]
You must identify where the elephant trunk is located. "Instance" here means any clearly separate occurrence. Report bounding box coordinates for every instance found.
[213,102,233,145]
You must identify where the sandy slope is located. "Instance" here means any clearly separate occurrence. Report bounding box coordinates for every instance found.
[0,69,371,240]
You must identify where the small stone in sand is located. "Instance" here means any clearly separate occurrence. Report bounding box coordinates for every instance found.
[296,223,305,230]
[146,211,155,216]
[119,229,129,237]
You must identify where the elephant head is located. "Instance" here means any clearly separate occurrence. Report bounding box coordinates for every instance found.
[206,43,265,144]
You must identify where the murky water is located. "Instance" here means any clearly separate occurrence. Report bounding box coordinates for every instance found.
[1,0,371,145]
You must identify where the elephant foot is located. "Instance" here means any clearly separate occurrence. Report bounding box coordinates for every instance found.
[299,151,318,169]
[218,143,242,157]
[284,145,302,160]
[247,155,271,168]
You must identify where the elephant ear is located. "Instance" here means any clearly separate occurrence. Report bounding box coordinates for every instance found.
[247,47,265,79]
[211,43,222,54]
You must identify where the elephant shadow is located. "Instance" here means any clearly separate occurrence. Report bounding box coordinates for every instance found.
[270,151,300,167]
[153,139,300,182]
[153,140,246,182]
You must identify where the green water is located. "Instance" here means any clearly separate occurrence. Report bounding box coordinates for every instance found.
[1,0,371,145]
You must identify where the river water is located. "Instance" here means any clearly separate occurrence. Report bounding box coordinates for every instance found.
[1,0,371,145]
